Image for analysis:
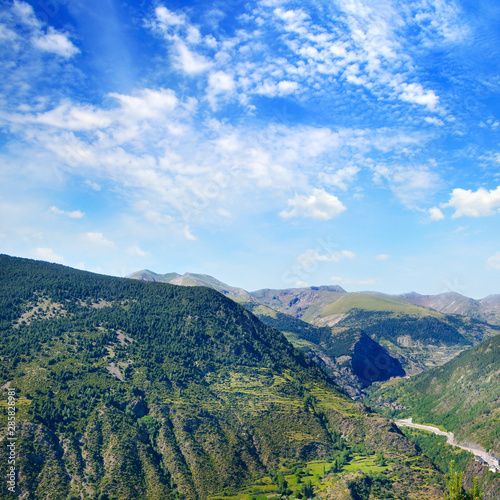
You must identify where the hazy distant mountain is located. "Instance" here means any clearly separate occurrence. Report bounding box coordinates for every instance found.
[126,269,257,303]
[400,291,500,326]
[251,285,347,323]
[476,294,500,325]
[400,291,481,317]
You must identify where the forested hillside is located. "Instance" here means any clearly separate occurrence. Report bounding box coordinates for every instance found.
[366,334,500,456]
[0,255,443,499]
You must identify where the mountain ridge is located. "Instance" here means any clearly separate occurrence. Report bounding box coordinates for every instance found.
[127,269,500,385]
[0,255,444,499]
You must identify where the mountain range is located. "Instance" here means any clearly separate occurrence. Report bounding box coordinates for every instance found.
[0,255,445,500]
[127,270,500,396]
[125,268,500,499]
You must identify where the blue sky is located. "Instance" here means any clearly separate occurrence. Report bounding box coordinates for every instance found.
[1,0,500,298]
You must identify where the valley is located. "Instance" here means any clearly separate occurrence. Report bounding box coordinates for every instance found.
[0,256,499,499]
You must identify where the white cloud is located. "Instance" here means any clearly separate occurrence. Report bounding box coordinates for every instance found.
[9,1,78,58]
[32,27,79,58]
[110,88,179,121]
[280,189,346,220]
[376,254,390,261]
[34,101,113,130]
[320,166,360,191]
[429,206,444,221]
[442,186,500,218]
[85,180,101,191]
[373,165,439,206]
[174,41,212,75]
[49,206,85,219]
[206,71,235,108]
[32,247,65,264]
[424,116,444,126]
[486,252,500,271]
[295,280,310,287]
[410,0,469,45]
[297,248,355,267]
[155,6,185,27]
[398,82,439,110]
[12,1,41,28]
[82,232,115,247]
[127,244,149,257]
[0,24,18,42]
[183,225,197,241]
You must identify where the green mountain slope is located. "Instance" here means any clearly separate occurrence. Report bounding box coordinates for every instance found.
[244,303,405,399]
[365,334,500,499]
[366,334,500,455]
[254,288,499,374]
[128,271,499,386]
[0,255,443,500]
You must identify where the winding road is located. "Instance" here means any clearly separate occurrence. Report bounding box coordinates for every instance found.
[395,418,498,471]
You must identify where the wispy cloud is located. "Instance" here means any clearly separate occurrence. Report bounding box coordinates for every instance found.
[373,164,440,207]
[297,248,355,266]
[49,206,85,219]
[32,247,65,264]
[487,252,500,271]
[7,1,79,58]
[82,232,115,248]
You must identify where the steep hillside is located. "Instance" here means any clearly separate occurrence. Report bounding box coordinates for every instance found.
[264,290,499,374]
[0,255,443,500]
[128,271,499,383]
[479,295,500,325]
[366,334,500,456]
[243,303,405,399]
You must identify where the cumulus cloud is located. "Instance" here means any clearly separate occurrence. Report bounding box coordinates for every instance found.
[486,252,500,271]
[280,189,346,220]
[428,206,444,221]
[174,41,212,75]
[155,6,185,28]
[442,186,500,218]
[376,254,390,261]
[32,27,79,58]
[49,206,85,219]
[206,71,235,108]
[398,82,439,110]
